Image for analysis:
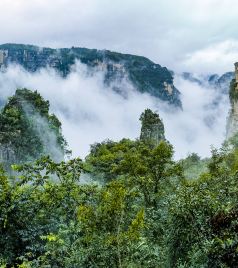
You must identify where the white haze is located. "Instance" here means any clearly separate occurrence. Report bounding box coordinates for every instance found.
[23,103,64,161]
[0,63,230,159]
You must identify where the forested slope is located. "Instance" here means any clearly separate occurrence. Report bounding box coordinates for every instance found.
[1,90,238,267]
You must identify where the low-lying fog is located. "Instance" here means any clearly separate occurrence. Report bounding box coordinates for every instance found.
[0,62,230,159]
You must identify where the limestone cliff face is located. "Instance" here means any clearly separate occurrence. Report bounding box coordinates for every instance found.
[0,43,182,108]
[140,109,165,145]
[226,63,238,138]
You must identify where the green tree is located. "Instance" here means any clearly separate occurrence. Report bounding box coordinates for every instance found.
[166,144,238,267]
[0,156,83,267]
[85,138,136,182]
[0,89,68,169]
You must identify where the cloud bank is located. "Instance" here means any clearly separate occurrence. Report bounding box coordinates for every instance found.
[0,63,230,159]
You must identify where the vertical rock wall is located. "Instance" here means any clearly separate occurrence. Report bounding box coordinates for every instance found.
[140,109,165,146]
[226,63,238,139]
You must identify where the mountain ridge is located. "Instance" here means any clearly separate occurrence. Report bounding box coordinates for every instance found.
[0,43,182,107]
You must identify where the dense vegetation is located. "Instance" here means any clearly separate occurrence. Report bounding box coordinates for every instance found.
[1,90,238,267]
[0,89,67,170]
[229,78,238,102]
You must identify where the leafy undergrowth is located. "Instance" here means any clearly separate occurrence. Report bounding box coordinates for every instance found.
[1,135,238,267]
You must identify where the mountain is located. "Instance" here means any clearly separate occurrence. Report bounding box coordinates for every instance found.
[226,63,238,138]
[0,43,181,107]
[182,71,234,94]
[207,72,234,93]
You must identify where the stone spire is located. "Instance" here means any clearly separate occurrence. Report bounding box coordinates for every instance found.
[226,63,238,139]
[235,62,238,83]
[139,109,165,145]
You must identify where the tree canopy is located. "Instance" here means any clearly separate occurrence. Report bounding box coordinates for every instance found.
[1,92,238,267]
[0,89,67,170]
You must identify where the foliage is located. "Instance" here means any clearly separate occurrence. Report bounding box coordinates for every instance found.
[0,157,83,266]
[85,138,136,182]
[2,94,238,267]
[165,142,238,267]
[2,133,238,267]
[0,89,67,169]
[139,109,165,145]
[180,153,209,179]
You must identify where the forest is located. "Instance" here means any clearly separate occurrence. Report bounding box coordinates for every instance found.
[1,89,238,267]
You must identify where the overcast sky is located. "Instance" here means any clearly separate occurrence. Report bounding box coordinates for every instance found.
[1,0,238,73]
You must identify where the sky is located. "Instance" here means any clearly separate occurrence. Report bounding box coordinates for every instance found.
[0,0,238,73]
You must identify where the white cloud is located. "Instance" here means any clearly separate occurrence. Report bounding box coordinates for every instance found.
[162,76,229,158]
[0,63,230,159]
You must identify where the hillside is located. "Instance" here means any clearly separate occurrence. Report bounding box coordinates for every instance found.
[1,97,238,267]
[0,88,67,169]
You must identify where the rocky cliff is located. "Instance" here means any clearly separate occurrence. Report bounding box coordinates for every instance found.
[140,109,165,145]
[0,88,67,168]
[226,63,238,138]
[0,43,181,107]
